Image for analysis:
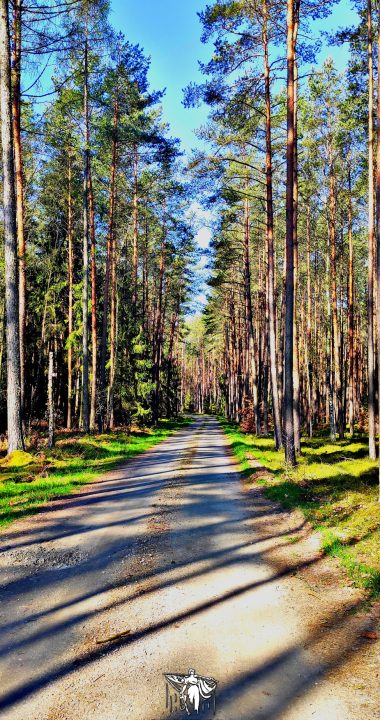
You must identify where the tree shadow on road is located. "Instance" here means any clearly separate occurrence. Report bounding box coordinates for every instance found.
[0,419,377,717]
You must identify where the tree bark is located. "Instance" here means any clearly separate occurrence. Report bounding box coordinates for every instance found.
[376,11,380,497]
[0,0,24,452]
[152,219,165,425]
[107,227,117,429]
[67,151,74,430]
[284,0,297,465]
[82,32,90,433]
[348,164,355,438]
[48,350,54,449]
[89,169,97,430]
[326,217,336,441]
[306,203,313,437]
[244,193,260,433]
[263,0,282,449]
[368,0,376,458]
[99,90,118,432]
[11,0,25,416]
[293,54,301,453]
[328,130,343,439]
[132,144,138,317]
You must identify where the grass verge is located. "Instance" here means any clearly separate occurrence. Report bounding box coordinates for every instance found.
[220,417,380,597]
[0,417,191,530]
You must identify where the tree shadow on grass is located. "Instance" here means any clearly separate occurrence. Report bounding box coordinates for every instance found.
[302,445,370,465]
[0,421,197,528]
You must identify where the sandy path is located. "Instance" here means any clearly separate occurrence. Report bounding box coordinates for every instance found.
[0,417,378,719]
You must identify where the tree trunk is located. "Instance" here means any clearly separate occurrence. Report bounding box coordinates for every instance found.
[263,0,282,449]
[328,131,343,439]
[142,207,150,338]
[284,0,297,465]
[67,152,73,430]
[48,350,54,449]
[74,357,81,423]
[11,0,25,416]
[376,11,380,497]
[326,220,336,441]
[306,203,313,437]
[293,54,301,453]
[99,91,118,432]
[107,230,117,429]
[0,300,5,388]
[82,32,90,433]
[132,144,138,317]
[0,0,24,453]
[368,0,376,458]
[348,164,355,438]
[244,193,260,433]
[152,213,166,425]
[263,276,269,435]
[166,309,178,418]
[89,169,97,430]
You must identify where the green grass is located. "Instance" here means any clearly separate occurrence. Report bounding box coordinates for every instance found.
[220,418,380,597]
[0,417,191,530]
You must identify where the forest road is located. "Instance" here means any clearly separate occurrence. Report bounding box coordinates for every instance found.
[0,416,378,720]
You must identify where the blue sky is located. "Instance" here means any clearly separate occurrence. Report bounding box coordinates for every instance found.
[110,0,359,154]
[110,0,210,152]
[109,0,360,309]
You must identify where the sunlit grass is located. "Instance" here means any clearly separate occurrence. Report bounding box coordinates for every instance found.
[0,418,190,529]
[220,418,380,597]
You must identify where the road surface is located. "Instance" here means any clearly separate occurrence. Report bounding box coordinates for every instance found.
[0,417,378,719]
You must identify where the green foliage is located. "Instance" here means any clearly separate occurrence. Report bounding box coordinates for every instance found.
[221,419,380,598]
[2,4,197,433]
[0,418,191,529]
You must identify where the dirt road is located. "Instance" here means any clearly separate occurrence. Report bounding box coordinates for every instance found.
[0,417,378,719]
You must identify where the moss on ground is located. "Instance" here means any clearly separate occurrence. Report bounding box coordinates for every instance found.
[220,418,380,597]
[1,450,35,468]
[0,418,190,530]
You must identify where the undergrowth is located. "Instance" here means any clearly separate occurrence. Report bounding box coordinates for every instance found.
[0,417,190,530]
[220,418,380,598]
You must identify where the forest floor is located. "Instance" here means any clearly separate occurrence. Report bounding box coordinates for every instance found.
[0,415,379,719]
[0,418,190,530]
[221,420,380,597]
